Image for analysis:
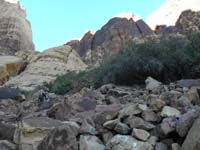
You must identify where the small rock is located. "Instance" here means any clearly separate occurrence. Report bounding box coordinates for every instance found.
[171,143,181,150]
[149,98,166,112]
[103,119,119,130]
[187,87,200,105]
[132,128,150,141]
[147,136,158,146]
[155,142,168,150]
[119,104,148,118]
[124,116,155,130]
[161,106,181,118]
[142,111,160,122]
[145,77,162,91]
[79,135,105,150]
[102,131,113,144]
[80,120,97,135]
[160,117,177,135]
[114,122,130,135]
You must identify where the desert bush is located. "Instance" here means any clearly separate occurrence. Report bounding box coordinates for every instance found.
[47,33,200,94]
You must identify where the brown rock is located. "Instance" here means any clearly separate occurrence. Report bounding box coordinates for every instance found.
[38,124,78,150]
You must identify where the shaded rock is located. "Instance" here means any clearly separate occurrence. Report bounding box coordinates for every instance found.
[176,110,197,137]
[107,134,153,150]
[132,128,150,141]
[160,117,177,135]
[147,136,158,146]
[145,77,162,91]
[142,111,160,122]
[155,142,168,150]
[177,79,200,88]
[103,119,119,130]
[0,87,22,100]
[38,124,79,150]
[171,143,181,150]
[124,116,155,130]
[161,106,181,118]
[0,64,8,85]
[0,0,34,55]
[0,123,16,141]
[148,98,166,112]
[181,118,200,150]
[94,104,122,126]
[79,135,105,150]
[0,140,17,150]
[80,120,97,135]
[119,104,148,118]
[186,87,200,105]
[6,45,87,92]
[114,122,130,135]
[102,131,113,145]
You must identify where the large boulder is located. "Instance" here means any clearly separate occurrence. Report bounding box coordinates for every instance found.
[0,0,34,55]
[13,117,63,150]
[5,45,87,92]
[181,118,200,150]
[0,56,23,85]
[38,123,79,150]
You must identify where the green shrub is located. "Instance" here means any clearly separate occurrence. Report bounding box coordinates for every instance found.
[47,33,200,94]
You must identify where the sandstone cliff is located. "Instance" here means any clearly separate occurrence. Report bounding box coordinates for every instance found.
[5,46,87,92]
[0,0,35,55]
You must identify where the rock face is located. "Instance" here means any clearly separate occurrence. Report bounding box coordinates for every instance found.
[176,10,200,32]
[0,56,24,85]
[0,0,34,55]
[5,45,87,92]
[147,0,200,29]
[67,13,154,65]
[181,118,200,150]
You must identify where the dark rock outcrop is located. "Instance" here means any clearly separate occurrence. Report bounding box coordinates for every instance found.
[67,14,154,65]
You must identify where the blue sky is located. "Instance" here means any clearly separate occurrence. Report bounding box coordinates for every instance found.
[20,0,165,51]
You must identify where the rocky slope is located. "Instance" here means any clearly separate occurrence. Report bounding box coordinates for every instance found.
[67,13,154,65]
[0,0,35,55]
[4,45,87,92]
[0,78,200,150]
[147,0,200,30]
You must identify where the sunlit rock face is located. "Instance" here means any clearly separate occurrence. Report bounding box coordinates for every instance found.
[147,0,200,30]
[0,0,35,55]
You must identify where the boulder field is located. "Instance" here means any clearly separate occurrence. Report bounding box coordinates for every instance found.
[0,77,200,150]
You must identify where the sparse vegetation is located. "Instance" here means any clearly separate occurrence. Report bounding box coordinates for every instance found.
[46,33,200,94]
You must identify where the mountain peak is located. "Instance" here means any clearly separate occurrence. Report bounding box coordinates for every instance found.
[147,0,200,29]
[115,12,142,22]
